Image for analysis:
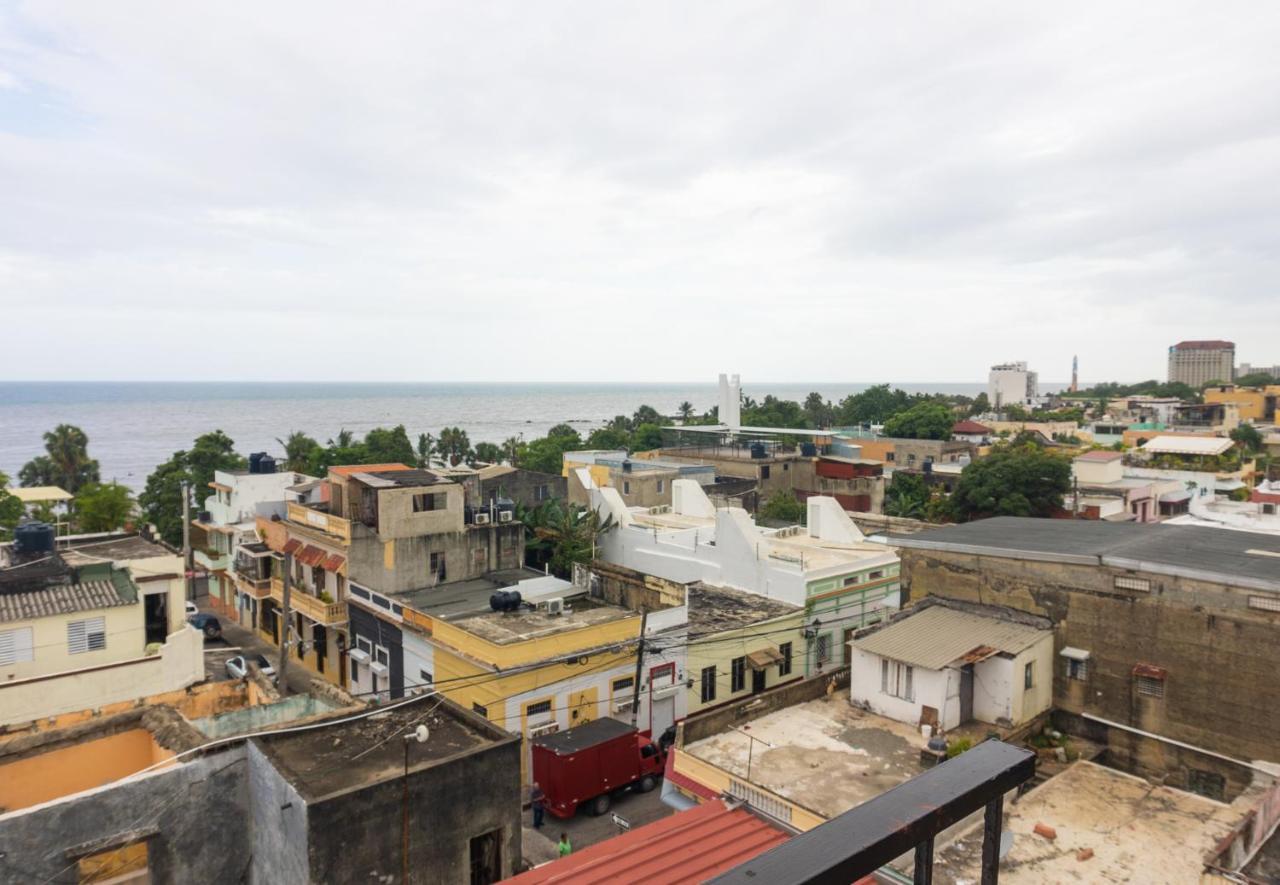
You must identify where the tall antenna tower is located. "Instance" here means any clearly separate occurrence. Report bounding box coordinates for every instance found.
[1071,355,1079,392]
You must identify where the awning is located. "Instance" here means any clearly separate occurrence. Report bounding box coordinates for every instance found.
[746,648,784,671]
[321,553,346,572]
[1216,479,1246,492]
[1159,489,1192,503]
[1133,662,1167,679]
[8,486,73,504]
[282,538,302,556]
[1059,647,1091,661]
[297,545,326,567]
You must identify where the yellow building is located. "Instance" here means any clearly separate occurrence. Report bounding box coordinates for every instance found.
[1203,384,1280,423]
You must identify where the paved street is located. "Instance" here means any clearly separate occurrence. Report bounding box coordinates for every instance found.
[192,597,317,696]
[527,782,675,853]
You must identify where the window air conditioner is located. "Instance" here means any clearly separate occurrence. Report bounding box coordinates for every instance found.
[498,511,513,523]
[529,722,560,739]
[474,512,491,525]
[536,597,565,615]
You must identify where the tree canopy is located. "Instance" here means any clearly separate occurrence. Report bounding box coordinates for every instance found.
[0,472,22,539]
[20,424,100,493]
[949,442,1071,521]
[139,431,245,546]
[1234,372,1277,388]
[882,402,955,440]
[76,482,135,533]
[759,490,805,524]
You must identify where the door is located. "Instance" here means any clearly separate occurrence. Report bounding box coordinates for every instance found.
[648,663,677,737]
[651,695,675,740]
[469,829,502,885]
[751,668,766,695]
[569,687,598,727]
[314,625,327,674]
[960,664,974,724]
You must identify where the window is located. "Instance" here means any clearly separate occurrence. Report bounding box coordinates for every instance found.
[311,564,324,588]
[612,676,634,693]
[656,479,665,494]
[375,646,389,666]
[760,465,771,479]
[700,666,717,703]
[351,658,359,682]
[0,627,34,666]
[67,617,106,655]
[1135,675,1165,698]
[527,699,553,719]
[413,492,444,512]
[535,484,550,502]
[1067,658,1089,681]
[623,480,631,495]
[473,702,489,718]
[816,633,832,666]
[886,452,895,462]
[419,669,433,685]
[1114,575,1151,592]
[356,636,373,655]
[1024,661,1034,690]
[881,659,914,700]
[430,552,447,581]
[778,642,793,676]
[731,656,746,692]
[843,575,859,587]
[869,570,884,581]
[1249,595,1280,612]
[78,839,149,883]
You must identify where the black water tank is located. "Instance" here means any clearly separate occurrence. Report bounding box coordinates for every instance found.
[800,442,817,457]
[257,455,277,474]
[14,522,55,555]
[488,590,523,612]
[621,459,633,473]
[249,452,265,473]
[749,443,767,459]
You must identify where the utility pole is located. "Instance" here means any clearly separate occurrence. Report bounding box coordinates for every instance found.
[277,551,293,694]
[628,609,649,728]
[180,481,193,602]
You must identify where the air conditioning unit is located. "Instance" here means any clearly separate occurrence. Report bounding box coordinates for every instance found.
[498,511,513,523]
[537,597,565,616]
[612,699,633,714]
[474,512,491,525]
[529,722,560,739]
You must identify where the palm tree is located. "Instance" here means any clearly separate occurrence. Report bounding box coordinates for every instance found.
[502,437,523,467]
[677,401,694,423]
[38,424,100,493]
[529,500,616,578]
[276,431,320,473]
[328,429,355,448]
[416,433,435,468]
[437,427,472,466]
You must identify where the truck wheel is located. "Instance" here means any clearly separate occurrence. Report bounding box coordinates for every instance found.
[590,794,611,816]
[638,775,657,793]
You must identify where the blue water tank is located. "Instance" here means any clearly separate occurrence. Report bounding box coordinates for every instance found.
[14,522,55,555]
[800,442,818,457]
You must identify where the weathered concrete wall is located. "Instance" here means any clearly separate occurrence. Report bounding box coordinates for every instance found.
[480,469,567,511]
[0,746,249,884]
[681,666,850,746]
[247,741,309,885]
[303,738,522,884]
[348,524,524,594]
[903,548,1280,796]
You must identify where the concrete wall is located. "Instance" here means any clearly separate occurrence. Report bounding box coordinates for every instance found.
[348,523,524,594]
[903,548,1280,796]
[247,741,309,885]
[377,484,466,539]
[479,469,566,511]
[681,666,851,746]
[849,649,951,729]
[191,695,339,740]
[686,612,807,715]
[973,655,1013,724]
[0,746,249,884]
[301,736,522,884]
[0,627,204,727]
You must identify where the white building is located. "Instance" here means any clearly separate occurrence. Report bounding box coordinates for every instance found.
[197,461,316,622]
[849,601,1054,733]
[588,476,901,672]
[988,361,1039,411]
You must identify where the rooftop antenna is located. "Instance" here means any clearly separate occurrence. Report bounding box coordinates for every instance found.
[1071,355,1079,393]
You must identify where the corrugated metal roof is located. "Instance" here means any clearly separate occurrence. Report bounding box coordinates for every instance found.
[508,798,789,884]
[0,578,137,623]
[851,605,1049,670]
[1140,435,1233,456]
[8,486,74,503]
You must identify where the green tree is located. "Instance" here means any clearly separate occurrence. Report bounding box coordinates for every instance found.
[884,472,930,519]
[742,395,810,429]
[835,385,914,425]
[76,482,135,533]
[759,490,805,524]
[139,431,245,546]
[501,437,523,466]
[18,455,55,487]
[585,426,631,450]
[1234,372,1277,387]
[676,401,695,422]
[416,433,435,468]
[949,443,1072,521]
[803,392,834,428]
[473,442,504,464]
[968,393,990,417]
[364,425,416,465]
[186,431,246,508]
[525,499,615,577]
[277,431,321,473]
[521,425,583,474]
[632,405,662,427]
[882,402,955,440]
[21,424,100,493]
[437,427,472,466]
[631,423,664,452]
[1231,423,1263,454]
[0,472,22,539]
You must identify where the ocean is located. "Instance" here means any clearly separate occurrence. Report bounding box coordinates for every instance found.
[0,381,1001,492]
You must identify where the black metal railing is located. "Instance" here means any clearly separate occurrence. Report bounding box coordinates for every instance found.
[708,739,1035,885]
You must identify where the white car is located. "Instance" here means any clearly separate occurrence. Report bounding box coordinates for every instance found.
[226,654,275,680]
[185,601,199,619]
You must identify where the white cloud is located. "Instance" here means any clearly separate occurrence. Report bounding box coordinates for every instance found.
[0,1,1278,382]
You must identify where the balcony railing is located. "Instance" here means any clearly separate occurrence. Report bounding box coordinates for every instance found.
[234,574,272,599]
[711,740,1035,885]
[270,577,348,625]
[194,549,231,572]
[286,502,352,542]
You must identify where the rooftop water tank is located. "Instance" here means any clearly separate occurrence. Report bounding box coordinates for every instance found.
[14,522,55,555]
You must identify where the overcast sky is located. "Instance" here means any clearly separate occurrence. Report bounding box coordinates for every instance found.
[1,3,1278,384]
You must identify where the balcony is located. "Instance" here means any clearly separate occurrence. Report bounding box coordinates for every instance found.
[270,577,348,625]
[234,573,273,599]
[286,502,352,542]
[194,549,231,572]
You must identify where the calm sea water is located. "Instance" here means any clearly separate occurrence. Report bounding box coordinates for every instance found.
[0,381,1008,492]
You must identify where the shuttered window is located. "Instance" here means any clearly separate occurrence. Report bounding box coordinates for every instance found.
[67,617,106,655]
[0,627,34,665]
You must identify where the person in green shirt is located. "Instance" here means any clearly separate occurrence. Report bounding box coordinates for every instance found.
[557,833,572,857]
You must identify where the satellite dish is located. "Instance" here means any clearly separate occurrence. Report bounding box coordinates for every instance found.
[999,830,1014,860]
[413,724,430,744]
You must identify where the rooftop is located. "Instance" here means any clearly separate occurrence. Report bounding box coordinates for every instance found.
[348,468,445,488]
[59,533,177,566]
[381,568,572,620]
[7,486,72,504]
[508,798,789,885]
[1172,339,1235,350]
[447,594,635,645]
[687,582,800,634]
[0,567,139,623]
[254,698,507,802]
[1141,435,1235,456]
[1073,450,1124,463]
[683,695,929,819]
[934,760,1250,884]
[951,420,992,434]
[890,516,1280,591]
[328,463,414,477]
[851,601,1050,671]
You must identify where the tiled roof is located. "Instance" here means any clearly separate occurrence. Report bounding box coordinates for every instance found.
[328,463,412,477]
[951,420,992,434]
[1074,450,1124,462]
[0,576,138,624]
[508,798,789,884]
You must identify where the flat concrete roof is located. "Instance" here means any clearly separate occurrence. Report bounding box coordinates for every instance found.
[59,533,177,565]
[388,568,554,618]
[448,595,635,645]
[890,517,1280,590]
[683,696,928,819]
[933,760,1252,884]
[255,699,505,802]
[687,582,799,633]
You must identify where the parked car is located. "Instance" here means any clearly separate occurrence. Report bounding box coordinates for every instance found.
[189,613,222,639]
[226,654,274,680]
[532,718,665,818]
[185,600,199,618]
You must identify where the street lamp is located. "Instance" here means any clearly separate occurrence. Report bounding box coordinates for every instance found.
[402,724,430,883]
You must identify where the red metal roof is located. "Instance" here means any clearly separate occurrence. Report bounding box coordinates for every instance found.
[508,798,789,885]
[321,553,346,572]
[328,463,412,476]
[1074,450,1124,462]
[1172,340,1234,350]
[282,538,302,555]
[297,545,326,567]
[951,420,992,434]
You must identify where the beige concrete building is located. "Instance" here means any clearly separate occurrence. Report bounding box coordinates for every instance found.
[1167,339,1235,387]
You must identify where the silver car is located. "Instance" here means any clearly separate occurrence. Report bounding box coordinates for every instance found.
[225,653,275,680]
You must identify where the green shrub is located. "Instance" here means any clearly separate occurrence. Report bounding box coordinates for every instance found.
[946,738,972,758]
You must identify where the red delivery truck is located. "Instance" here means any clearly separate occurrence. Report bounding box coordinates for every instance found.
[531,718,665,818]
